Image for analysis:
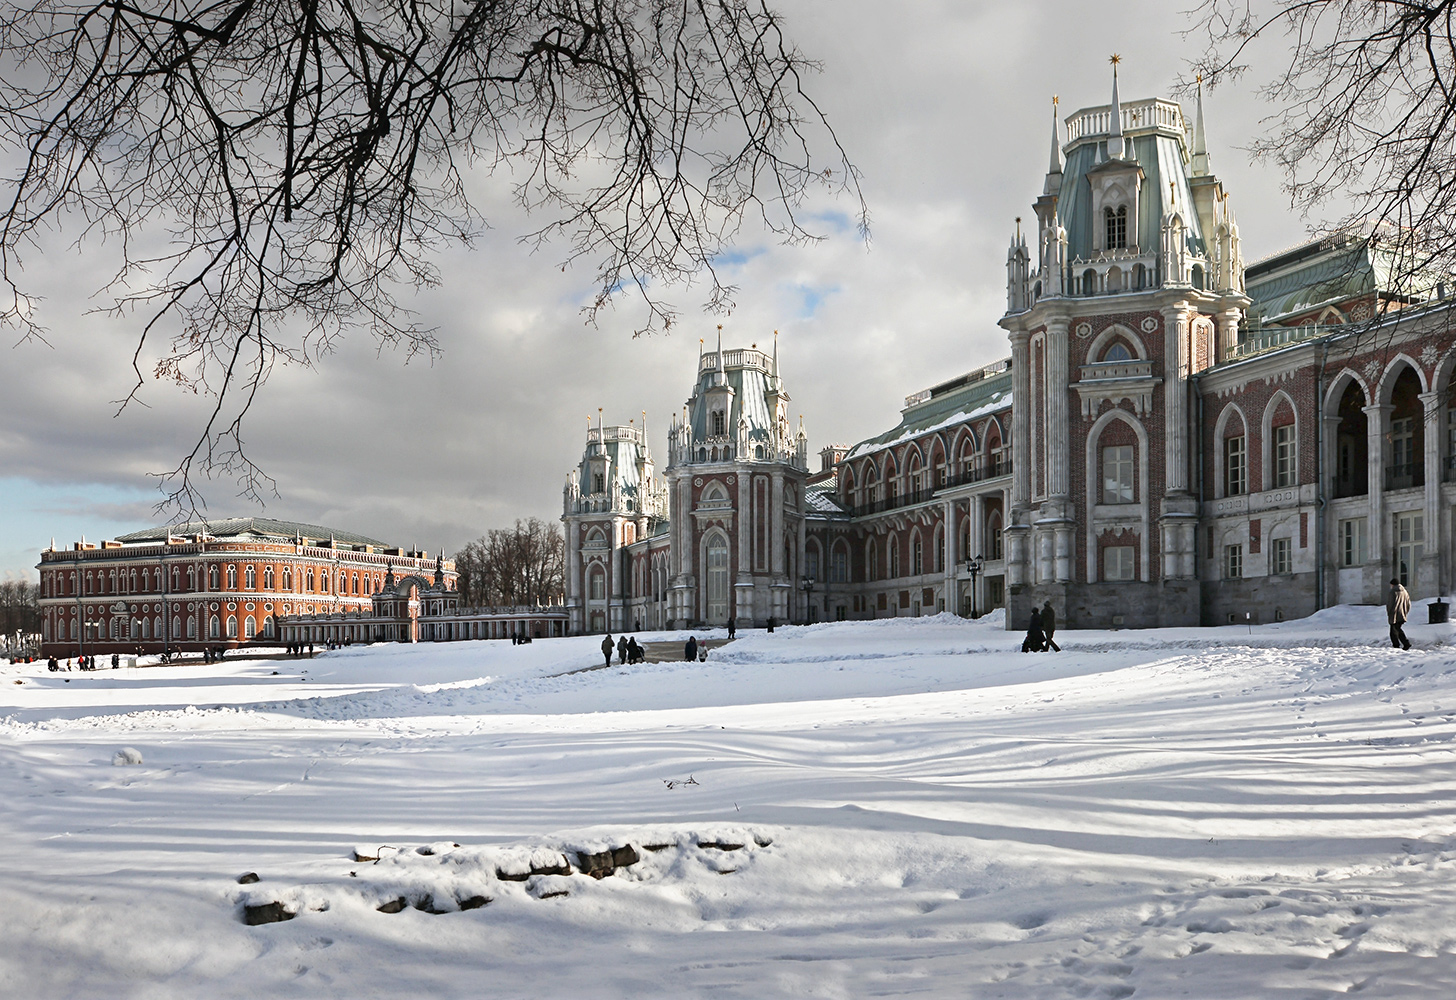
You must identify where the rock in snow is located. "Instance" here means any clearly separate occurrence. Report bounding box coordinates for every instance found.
[111,747,143,766]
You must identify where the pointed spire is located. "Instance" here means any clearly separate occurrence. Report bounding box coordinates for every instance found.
[716,324,724,371]
[1108,54,1124,159]
[1043,95,1063,195]
[1191,73,1211,177]
[772,329,779,378]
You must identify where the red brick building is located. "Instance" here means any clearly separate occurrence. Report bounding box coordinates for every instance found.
[36,518,454,657]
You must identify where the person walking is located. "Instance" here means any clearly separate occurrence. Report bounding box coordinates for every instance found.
[601,633,615,667]
[617,635,628,665]
[1021,606,1046,653]
[684,635,698,662]
[1040,601,1061,652]
[727,617,736,639]
[1388,578,1413,650]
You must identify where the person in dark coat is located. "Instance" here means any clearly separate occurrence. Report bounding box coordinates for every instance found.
[684,635,698,661]
[1040,601,1061,652]
[626,636,642,663]
[1388,579,1412,650]
[727,617,736,639]
[601,633,614,667]
[766,617,775,633]
[1021,606,1046,653]
[617,635,628,664]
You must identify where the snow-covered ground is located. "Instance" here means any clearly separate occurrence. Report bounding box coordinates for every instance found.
[5,607,1456,998]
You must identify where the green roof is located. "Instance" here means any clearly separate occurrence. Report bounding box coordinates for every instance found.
[846,364,1012,460]
[115,517,392,549]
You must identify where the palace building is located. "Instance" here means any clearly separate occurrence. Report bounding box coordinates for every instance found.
[564,66,1456,633]
[36,518,456,656]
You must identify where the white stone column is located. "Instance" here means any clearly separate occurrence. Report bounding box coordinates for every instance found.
[1216,308,1241,362]
[1421,391,1443,593]
[1161,303,1195,495]
[1045,317,1070,499]
[942,499,957,612]
[1364,403,1390,564]
[770,469,785,577]
[1010,330,1032,512]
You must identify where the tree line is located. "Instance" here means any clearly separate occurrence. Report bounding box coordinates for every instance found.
[453,519,564,609]
[0,580,40,644]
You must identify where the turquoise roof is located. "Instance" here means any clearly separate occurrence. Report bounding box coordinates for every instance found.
[115,517,391,548]
[846,364,1012,460]
[1059,133,1206,260]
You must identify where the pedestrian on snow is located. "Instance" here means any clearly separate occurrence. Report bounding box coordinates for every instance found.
[617,635,628,664]
[727,617,736,639]
[684,635,698,662]
[111,652,120,669]
[766,617,775,634]
[698,640,708,662]
[1388,579,1413,650]
[627,636,643,663]
[601,633,615,668]
[634,619,641,633]
[1040,601,1061,652]
[1021,606,1046,653]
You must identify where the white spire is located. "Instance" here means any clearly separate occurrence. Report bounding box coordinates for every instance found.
[772,329,779,378]
[1108,55,1124,159]
[1191,74,1210,177]
[1043,95,1062,195]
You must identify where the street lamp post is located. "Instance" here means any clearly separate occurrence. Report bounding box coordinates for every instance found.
[966,554,985,619]
[799,576,816,624]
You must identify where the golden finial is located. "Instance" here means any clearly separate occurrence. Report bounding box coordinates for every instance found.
[1196,72,1203,85]
[1052,95,1059,106]
[1110,53,1121,66]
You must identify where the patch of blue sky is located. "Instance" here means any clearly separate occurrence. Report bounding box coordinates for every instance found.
[805,209,857,236]
[0,477,159,579]
[711,247,767,269]
[796,283,841,319]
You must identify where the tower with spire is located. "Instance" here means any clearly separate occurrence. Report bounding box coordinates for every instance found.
[997,58,1252,631]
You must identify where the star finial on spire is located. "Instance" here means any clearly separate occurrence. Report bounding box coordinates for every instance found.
[1110,53,1121,66]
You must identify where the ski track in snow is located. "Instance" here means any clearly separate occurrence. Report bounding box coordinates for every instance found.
[3,606,1456,996]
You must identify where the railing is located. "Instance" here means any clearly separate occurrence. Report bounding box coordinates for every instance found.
[699,348,771,374]
[841,461,1012,517]
[1064,98,1187,144]
[1385,463,1425,491]
[1079,360,1154,381]
[1331,474,1368,500]
[1226,324,1331,361]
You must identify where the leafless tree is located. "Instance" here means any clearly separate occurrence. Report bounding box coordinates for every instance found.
[0,1,863,511]
[454,517,563,606]
[1190,1,1456,305]
[0,579,41,645]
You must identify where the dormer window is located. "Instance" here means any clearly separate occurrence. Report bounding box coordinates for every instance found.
[593,473,605,493]
[1104,205,1127,250]
[711,410,726,436]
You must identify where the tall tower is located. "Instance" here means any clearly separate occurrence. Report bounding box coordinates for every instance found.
[997,60,1250,630]
[562,412,668,633]
[664,332,810,627]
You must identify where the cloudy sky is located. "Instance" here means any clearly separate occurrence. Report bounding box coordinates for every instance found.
[0,1,1318,580]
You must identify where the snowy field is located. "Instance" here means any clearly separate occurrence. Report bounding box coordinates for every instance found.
[5,607,1456,998]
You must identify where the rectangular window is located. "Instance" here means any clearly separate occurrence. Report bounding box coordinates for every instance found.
[1272,537,1292,575]
[1224,544,1243,579]
[1274,424,1296,488]
[1224,436,1246,496]
[1392,416,1415,471]
[1102,445,1135,504]
[1339,517,1367,567]
[1103,545,1135,581]
[831,549,848,584]
[1395,511,1424,589]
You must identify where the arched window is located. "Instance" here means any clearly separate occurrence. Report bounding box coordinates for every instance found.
[226,564,237,589]
[1082,269,1097,296]
[140,617,149,639]
[866,539,878,581]
[987,511,1004,560]
[1104,205,1127,249]
[110,617,121,639]
[209,615,220,639]
[244,616,256,639]
[187,617,197,639]
[226,615,238,638]
[264,615,275,639]
[208,565,220,590]
[890,539,901,578]
[282,567,292,591]
[153,616,161,638]
[589,565,606,601]
[711,410,726,436]
[913,536,924,576]
[307,568,315,592]
[244,564,256,589]
[705,533,730,622]
[1102,341,1132,363]
[173,616,182,640]
[187,566,196,590]
[264,566,274,590]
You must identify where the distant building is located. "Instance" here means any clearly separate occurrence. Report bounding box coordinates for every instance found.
[36,518,454,656]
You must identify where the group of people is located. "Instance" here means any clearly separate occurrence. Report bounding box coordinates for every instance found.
[283,643,314,658]
[1021,601,1062,653]
[684,635,709,662]
[510,631,534,645]
[46,652,122,672]
[600,633,647,666]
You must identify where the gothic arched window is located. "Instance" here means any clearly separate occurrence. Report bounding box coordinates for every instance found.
[1104,205,1127,249]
